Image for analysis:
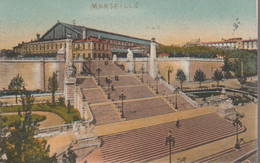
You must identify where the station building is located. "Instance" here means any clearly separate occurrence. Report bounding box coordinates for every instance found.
[13,21,151,58]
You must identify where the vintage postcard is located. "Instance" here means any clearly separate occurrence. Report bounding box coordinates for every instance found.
[0,0,258,162]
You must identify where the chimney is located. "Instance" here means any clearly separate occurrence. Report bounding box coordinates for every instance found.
[36,33,40,40]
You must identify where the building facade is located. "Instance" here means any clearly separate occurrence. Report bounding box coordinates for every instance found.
[201,37,257,50]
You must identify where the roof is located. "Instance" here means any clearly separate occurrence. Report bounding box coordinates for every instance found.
[158,53,170,56]
[40,22,151,46]
[228,37,242,40]
[242,39,257,42]
[201,40,237,44]
[74,37,109,43]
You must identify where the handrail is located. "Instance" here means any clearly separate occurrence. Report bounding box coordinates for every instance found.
[160,79,198,107]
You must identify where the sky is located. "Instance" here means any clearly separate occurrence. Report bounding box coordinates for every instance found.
[0,0,257,49]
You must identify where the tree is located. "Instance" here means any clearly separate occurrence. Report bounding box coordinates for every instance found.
[176,69,187,90]
[1,87,57,162]
[8,74,24,104]
[221,58,232,78]
[193,69,206,87]
[213,69,223,88]
[62,144,77,163]
[47,72,59,104]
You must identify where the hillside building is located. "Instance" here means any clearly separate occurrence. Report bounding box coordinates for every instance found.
[201,37,257,50]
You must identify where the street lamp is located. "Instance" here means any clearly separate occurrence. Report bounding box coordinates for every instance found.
[165,130,175,163]
[88,58,92,73]
[233,112,242,149]
[119,90,126,118]
[174,88,179,110]
[140,65,145,83]
[168,68,172,84]
[106,77,112,99]
[155,76,160,94]
[96,67,102,85]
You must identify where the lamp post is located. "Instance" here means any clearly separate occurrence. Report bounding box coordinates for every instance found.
[96,67,102,85]
[233,112,242,149]
[106,77,112,99]
[88,58,92,73]
[119,90,126,118]
[165,130,175,163]
[155,76,160,94]
[174,88,179,110]
[140,65,145,83]
[168,68,172,84]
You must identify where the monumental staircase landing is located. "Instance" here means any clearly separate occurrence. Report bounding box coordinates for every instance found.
[88,113,245,163]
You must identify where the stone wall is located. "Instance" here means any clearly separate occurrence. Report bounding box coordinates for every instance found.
[0,59,65,91]
[189,60,223,80]
[115,57,223,83]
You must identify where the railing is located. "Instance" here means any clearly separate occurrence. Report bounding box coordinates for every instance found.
[160,80,198,107]
[115,57,223,62]
[35,119,92,137]
[116,57,149,62]
[0,57,57,61]
[0,92,63,99]
[157,57,224,62]
[182,87,222,92]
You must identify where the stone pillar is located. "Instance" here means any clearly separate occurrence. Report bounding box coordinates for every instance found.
[78,55,84,74]
[40,58,45,91]
[64,34,76,106]
[149,38,157,78]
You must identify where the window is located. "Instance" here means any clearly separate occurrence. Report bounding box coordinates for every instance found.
[88,53,91,58]
[73,54,75,58]
[77,54,80,58]
[47,44,49,50]
[83,44,85,50]
[93,43,96,50]
[88,43,90,49]
[56,44,58,49]
[51,44,53,50]
[83,53,85,58]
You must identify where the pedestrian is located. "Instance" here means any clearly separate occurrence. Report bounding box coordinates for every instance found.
[176,119,180,128]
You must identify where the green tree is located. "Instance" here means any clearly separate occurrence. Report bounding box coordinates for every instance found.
[8,74,24,104]
[1,87,57,162]
[0,114,8,162]
[193,69,206,88]
[47,72,59,104]
[221,58,232,78]
[213,69,223,88]
[62,144,77,163]
[176,69,187,90]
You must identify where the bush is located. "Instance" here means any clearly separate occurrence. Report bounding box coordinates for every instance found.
[73,115,80,121]
[1,114,46,127]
